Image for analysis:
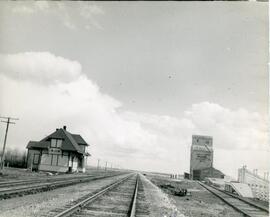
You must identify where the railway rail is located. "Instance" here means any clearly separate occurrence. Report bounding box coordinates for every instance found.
[0,175,95,188]
[0,171,120,188]
[0,172,126,200]
[46,173,149,217]
[198,181,269,217]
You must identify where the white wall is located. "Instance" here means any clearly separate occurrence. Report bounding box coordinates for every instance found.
[39,153,69,173]
[238,167,269,201]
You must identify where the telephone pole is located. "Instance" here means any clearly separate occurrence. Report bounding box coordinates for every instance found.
[105,161,107,171]
[0,116,19,172]
[97,159,100,170]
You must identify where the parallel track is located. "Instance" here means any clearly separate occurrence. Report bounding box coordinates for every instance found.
[0,171,121,188]
[198,181,269,217]
[0,172,125,200]
[0,175,91,188]
[47,173,149,217]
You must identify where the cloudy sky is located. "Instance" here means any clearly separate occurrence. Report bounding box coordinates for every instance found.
[0,1,268,178]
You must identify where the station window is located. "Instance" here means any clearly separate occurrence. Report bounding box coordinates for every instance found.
[51,139,62,148]
[56,139,62,148]
[51,139,57,147]
[80,145,85,152]
[33,154,40,164]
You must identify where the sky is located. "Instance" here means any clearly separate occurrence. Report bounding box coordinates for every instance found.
[0,1,268,178]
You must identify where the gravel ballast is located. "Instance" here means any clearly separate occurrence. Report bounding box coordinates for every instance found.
[0,173,128,217]
[140,174,186,217]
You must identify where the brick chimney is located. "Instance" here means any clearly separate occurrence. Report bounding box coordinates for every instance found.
[63,126,67,130]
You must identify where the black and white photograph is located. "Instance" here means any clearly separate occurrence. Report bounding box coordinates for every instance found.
[0,1,268,217]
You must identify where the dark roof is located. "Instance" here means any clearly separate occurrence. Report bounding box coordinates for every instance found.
[27,141,50,149]
[27,127,89,154]
[71,134,88,146]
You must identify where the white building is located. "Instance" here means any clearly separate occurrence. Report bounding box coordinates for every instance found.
[238,166,269,201]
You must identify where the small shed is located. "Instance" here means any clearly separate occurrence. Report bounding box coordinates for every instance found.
[225,182,254,198]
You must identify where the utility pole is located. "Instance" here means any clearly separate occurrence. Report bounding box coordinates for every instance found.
[97,159,100,170]
[0,116,19,172]
[105,161,107,171]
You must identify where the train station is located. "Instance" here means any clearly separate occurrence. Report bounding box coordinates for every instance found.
[26,126,90,173]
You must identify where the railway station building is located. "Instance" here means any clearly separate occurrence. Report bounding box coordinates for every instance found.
[26,126,90,173]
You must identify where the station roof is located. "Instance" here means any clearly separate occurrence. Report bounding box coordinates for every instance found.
[27,141,50,149]
[27,127,90,155]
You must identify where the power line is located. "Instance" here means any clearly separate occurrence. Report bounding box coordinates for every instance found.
[0,116,19,172]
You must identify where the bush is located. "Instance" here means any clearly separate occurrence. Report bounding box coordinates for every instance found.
[0,148,27,168]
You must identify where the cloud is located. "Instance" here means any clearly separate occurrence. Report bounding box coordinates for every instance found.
[0,52,82,84]
[79,3,105,30]
[11,2,49,14]
[79,4,104,19]
[63,21,76,30]
[34,1,49,11]
[9,2,105,31]
[12,5,35,14]
[185,102,268,151]
[0,51,268,176]
[56,3,105,30]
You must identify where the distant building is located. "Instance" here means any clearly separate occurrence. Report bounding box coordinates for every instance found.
[184,172,190,179]
[26,126,90,173]
[205,176,236,190]
[238,166,269,201]
[193,167,224,181]
[190,135,213,179]
[225,182,254,198]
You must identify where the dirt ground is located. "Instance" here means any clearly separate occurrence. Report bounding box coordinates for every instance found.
[147,175,244,217]
[0,167,119,181]
[0,167,50,180]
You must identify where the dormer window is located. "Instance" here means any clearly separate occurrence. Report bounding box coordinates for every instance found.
[79,145,85,152]
[51,139,62,148]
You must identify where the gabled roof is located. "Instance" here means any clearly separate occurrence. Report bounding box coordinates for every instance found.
[71,134,89,146]
[27,141,50,149]
[27,127,90,155]
[61,129,83,153]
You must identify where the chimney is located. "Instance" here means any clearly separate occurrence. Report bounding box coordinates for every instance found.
[63,126,67,130]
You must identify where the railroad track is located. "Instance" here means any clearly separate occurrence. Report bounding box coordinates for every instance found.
[0,171,120,188]
[0,175,95,188]
[46,173,149,217]
[198,181,269,217]
[0,172,126,200]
